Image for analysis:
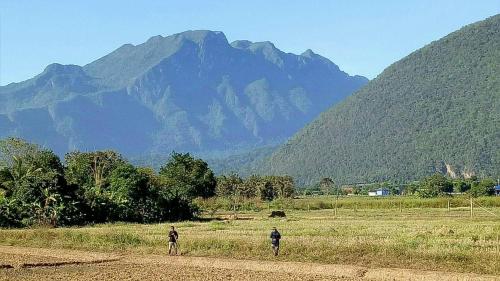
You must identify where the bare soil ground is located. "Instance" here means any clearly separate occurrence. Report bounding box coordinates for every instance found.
[0,246,498,281]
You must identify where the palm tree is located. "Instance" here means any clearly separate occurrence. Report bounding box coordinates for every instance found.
[0,155,42,196]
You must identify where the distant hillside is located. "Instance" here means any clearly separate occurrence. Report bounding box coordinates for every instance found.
[259,15,500,184]
[205,145,276,176]
[0,30,367,157]
[131,145,276,176]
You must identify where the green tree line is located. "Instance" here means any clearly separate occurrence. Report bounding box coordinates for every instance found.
[301,174,497,198]
[0,138,296,228]
[0,138,214,227]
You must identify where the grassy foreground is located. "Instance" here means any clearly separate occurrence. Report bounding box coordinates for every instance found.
[0,199,499,275]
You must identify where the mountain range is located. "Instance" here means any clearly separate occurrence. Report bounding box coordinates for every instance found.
[0,30,367,158]
[259,14,500,184]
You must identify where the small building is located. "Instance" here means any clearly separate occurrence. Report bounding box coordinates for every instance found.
[494,185,500,196]
[368,188,390,196]
[376,188,390,196]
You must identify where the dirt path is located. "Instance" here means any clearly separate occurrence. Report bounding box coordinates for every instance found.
[0,246,498,281]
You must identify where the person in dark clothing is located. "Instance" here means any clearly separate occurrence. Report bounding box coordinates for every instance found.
[168,226,179,255]
[270,227,281,256]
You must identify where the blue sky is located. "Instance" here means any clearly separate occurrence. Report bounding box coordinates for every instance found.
[1,1,498,85]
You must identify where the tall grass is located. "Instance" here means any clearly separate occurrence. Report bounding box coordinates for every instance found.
[291,195,500,210]
[195,195,500,212]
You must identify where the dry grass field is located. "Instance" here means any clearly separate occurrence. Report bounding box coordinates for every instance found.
[0,198,499,280]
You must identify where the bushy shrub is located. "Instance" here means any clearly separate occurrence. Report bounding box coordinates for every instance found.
[469,178,495,197]
[417,174,453,198]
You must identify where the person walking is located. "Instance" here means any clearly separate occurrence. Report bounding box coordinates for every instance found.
[168,226,179,255]
[270,227,281,256]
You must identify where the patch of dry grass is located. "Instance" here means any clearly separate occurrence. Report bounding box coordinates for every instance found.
[0,204,499,275]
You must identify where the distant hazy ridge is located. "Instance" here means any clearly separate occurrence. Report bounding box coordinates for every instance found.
[0,30,367,158]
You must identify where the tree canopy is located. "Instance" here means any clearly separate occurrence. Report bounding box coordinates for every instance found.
[159,152,217,199]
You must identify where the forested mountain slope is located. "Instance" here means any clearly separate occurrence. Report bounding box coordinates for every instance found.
[259,15,500,184]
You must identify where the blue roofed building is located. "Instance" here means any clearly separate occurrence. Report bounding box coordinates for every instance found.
[376,188,390,196]
[368,188,390,196]
[494,185,500,196]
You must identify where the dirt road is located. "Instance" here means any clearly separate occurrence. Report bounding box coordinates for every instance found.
[0,246,497,281]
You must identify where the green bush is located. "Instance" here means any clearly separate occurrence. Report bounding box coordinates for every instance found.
[417,174,453,198]
[469,178,495,197]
